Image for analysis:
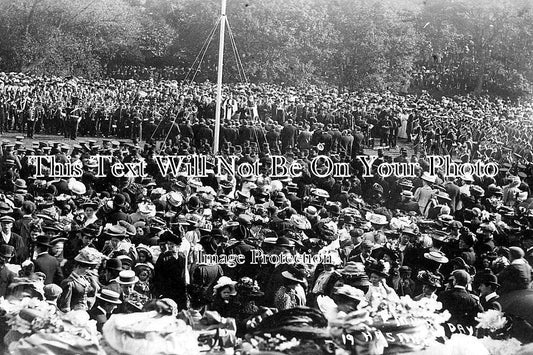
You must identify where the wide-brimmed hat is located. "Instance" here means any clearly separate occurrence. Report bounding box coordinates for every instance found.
[424,251,449,264]
[80,200,99,210]
[311,188,330,199]
[116,270,139,285]
[438,214,454,224]
[421,172,436,184]
[367,261,389,278]
[290,214,311,230]
[50,236,68,245]
[118,220,136,237]
[213,276,237,295]
[275,236,295,248]
[462,174,475,182]
[103,225,127,239]
[74,247,102,266]
[159,230,182,245]
[366,213,388,226]
[96,288,122,304]
[134,262,154,272]
[281,270,306,284]
[332,285,367,303]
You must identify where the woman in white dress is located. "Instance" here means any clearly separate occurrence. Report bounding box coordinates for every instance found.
[398,113,408,140]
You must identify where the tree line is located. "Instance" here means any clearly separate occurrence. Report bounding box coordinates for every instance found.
[0,0,532,98]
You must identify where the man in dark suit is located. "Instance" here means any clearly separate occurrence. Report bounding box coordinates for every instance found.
[437,270,483,326]
[33,235,64,285]
[88,288,122,332]
[478,273,501,311]
[280,119,298,153]
[498,247,532,294]
[0,216,25,264]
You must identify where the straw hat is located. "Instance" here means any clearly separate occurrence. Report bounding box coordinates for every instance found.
[116,270,139,285]
[423,251,449,264]
[96,289,122,305]
[421,172,436,184]
[281,270,306,284]
[366,213,388,226]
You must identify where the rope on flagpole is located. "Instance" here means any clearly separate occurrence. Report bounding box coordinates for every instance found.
[185,17,221,84]
[225,17,248,84]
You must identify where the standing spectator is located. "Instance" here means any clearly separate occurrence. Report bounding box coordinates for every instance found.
[153,230,188,310]
[437,270,483,326]
[33,235,64,285]
[0,245,16,297]
[498,247,532,294]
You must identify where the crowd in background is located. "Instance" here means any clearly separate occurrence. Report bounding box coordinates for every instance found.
[0,71,533,345]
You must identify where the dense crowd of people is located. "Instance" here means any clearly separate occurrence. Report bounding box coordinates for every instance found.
[1,71,533,350]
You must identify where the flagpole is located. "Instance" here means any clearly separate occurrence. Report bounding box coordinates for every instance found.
[213,0,226,154]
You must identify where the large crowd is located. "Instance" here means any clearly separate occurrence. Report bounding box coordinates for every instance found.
[0,71,533,353]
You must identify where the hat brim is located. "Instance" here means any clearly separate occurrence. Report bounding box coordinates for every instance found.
[282,271,306,284]
[74,255,99,266]
[50,237,68,244]
[367,268,389,278]
[33,241,51,248]
[96,294,122,304]
[116,276,139,285]
[423,253,449,264]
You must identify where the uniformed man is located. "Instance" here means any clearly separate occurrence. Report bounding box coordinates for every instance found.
[66,97,82,140]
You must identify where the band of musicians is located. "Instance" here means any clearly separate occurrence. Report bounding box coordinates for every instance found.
[0,96,145,140]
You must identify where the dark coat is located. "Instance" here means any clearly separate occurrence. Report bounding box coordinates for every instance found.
[0,264,16,298]
[498,262,532,294]
[34,252,64,285]
[88,305,108,332]
[0,232,25,265]
[153,252,187,310]
[437,287,483,326]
